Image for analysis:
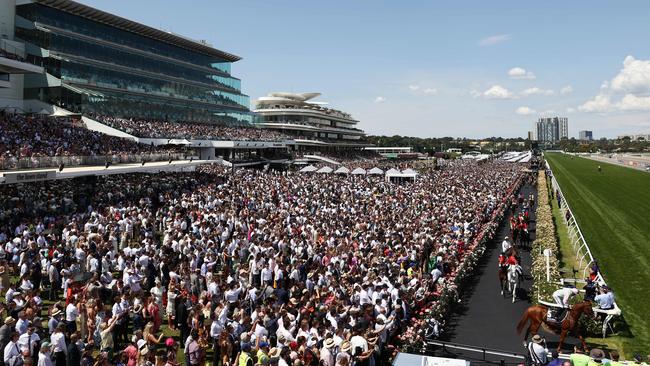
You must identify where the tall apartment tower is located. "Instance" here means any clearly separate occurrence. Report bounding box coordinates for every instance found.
[535,117,568,143]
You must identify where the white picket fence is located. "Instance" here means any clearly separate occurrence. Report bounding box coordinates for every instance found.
[544,159,622,337]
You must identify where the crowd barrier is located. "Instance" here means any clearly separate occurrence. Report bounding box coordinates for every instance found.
[544,159,621,337]
[0,152,187,170]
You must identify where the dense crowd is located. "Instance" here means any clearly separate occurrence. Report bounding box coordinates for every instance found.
[94,117,291,142]
[0,160,525,366]
[0,113,182,169]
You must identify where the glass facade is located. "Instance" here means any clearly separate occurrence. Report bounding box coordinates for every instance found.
[15,3,251,124]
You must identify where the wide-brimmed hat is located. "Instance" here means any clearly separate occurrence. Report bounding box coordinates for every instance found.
[323,338,335,349]
[589,349,605,361]
[340,341,352,353]
[4,317,15,325]
[137,339,148,355]
[269,347,281,358]
[531,334,543,344]
[289,298,299,305]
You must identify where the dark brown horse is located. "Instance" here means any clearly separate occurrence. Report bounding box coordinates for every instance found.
[516,301,595,351]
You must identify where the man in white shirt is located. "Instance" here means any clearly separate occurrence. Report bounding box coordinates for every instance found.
[17,326,40,357]
[3,332,22,366]
[527,334,548,365]
[65,302,79,334]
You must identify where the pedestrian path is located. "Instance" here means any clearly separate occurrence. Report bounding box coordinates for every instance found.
[440,184,578,356]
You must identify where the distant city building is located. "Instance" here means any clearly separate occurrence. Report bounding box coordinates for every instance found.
[527,131,533,140]
[617,134,650,141]
[534,117,568,143]
[579,130,593,141]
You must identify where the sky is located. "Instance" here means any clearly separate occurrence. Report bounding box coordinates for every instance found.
[79,0,650,139]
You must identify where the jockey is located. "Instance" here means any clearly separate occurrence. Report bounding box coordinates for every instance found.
[506,254,518,266]
[501,236,512,253]
[550,287,579,320]
[498,252,508,269]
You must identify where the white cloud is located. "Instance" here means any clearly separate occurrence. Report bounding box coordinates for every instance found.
[478,34,511,46]
[374,96,386,103]
[515,106,535,115]
[483,85,516,99]
[578,94,613,113]
[618,94,650,111]
[508,67,536,80]
[408,85,437,95]
[521,87,555,96]
[579,55,650,113]
[560,85,573,95]
[610,56,650,93]
[470,89,481,98]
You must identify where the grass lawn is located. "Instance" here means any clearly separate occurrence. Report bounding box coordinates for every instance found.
[545,152,650,355]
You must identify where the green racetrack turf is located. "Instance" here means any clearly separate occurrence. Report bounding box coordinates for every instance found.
[545,153,650,354]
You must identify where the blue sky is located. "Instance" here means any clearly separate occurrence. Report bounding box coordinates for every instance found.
[81,0,650,138]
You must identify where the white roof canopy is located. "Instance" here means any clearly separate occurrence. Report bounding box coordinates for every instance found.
[368,167,384,175]
[316,166,333,174]
[334,166,350,174]
[351,167,367,175]
[385,168,401,175]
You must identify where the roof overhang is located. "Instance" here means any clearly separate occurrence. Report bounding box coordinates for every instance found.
[31,0,241,62]
[0,56,44,74]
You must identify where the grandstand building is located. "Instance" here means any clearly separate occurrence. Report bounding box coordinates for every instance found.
[6,0,251,124]
[253,92,369,152]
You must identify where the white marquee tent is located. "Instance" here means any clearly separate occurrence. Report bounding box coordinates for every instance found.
[299,165,318,173]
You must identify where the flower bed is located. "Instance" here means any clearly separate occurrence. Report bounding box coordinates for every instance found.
[530,170,562,303]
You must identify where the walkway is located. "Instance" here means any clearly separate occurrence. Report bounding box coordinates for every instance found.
[436,183,578,359]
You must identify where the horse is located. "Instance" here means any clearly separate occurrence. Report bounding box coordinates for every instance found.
[507,264,522,303]
[516,301,595,352]
[498,265,508,297]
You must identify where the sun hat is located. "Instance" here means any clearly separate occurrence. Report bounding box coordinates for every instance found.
[323,338,335,349]
[531,334,543,344]
[165,338,175,347]
[268,347,281,359]
[589,349,605,362]
[340,341,352,353]
[4,317,15,325]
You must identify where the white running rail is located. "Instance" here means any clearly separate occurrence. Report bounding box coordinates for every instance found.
[544,157,622,337]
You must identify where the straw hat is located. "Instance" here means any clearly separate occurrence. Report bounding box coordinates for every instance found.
[4,317,15,325]
[340,341,352,353]
[269,347,281,359]
[531,334,544,344]
[323,338,335,349]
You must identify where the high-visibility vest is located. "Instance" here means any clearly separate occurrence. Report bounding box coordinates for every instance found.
[238,351,252,366]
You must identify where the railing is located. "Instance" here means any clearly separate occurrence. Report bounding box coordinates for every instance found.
[0,152,186,171]
[544,160,598,281]
[544,157,622,337]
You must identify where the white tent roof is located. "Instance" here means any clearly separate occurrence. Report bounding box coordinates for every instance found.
[368,167,384,175]
[351,167,366,175]
[316,166,333,173]
[299,165,318,172]
[334,166,350,174]
[385,168,400,175]
[401,168,417,175]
